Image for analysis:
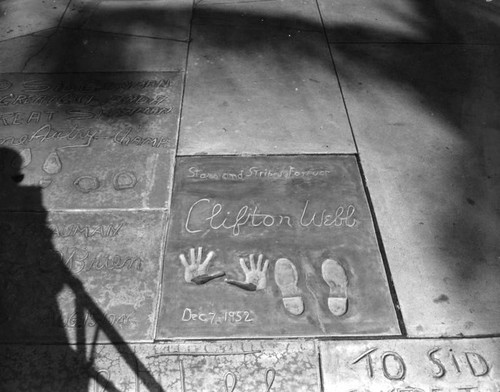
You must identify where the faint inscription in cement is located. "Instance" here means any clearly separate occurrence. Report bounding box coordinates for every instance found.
[321,339,499,392]
[0,210,165,343]
[0,341,318,392]
[0,73,180,210]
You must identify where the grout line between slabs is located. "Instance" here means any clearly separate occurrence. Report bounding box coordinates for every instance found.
[328,40,500,47]
[317,343,326,392]
[354,154,408,337]
[60,26,191,43]
[176,152,359,157]
[3,333,500,348]
[313,0,360,155]
[20,0,75,71]
[151,0,196,341]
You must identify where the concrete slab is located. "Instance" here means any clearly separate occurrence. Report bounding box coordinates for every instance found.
[317,0,500,44]
[320,338,500,392]
[136,340,319,391]
[0,34,49,73]
[157,156,400,339]
[0,72,181,210]
[179,24,354,155]
[23,29,188,72]
[0,210,166,344]
[193,0,322,32]
[330,43,500,336]
[0,340,319,391]
[62,0,192,41]
[0,0,69,40]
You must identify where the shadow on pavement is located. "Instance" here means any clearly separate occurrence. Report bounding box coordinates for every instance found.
[0,0,499,388]
[0,147,163,390]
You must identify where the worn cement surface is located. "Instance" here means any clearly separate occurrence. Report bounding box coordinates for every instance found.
[179,25,354,154]
[0,211,166,343]
[331,42,500,337]
[317,0,500,44]
[0,340,319,391]
[0,0,499,390]
[0,72,180,210]
[0,0,69,40]
[321,338,500,392]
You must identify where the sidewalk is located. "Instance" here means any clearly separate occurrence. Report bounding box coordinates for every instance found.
[0,0,499,390]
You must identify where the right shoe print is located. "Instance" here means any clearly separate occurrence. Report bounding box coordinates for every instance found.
[321,258,348,316]
[274,258,304,316]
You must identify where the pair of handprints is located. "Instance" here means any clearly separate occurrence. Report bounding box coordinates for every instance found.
[179,247,269,291]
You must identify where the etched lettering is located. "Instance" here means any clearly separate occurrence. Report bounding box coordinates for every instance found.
[427,348,446,378]
[457,388,477,392]
[93,369,111,392]
[464,352,489,377]
[22,79,51,92]
[381,351,406,380]
[351,348,377,378]
[181,308,255,324]
[184,198,355,235]
[300,200,356,228]
[58,247,142,274]
[113,129,170,148]
[246,166,331,179]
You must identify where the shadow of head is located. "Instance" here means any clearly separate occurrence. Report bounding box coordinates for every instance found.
[0,146,25,185]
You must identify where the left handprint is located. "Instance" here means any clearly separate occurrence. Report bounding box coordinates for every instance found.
[179,247,225,285]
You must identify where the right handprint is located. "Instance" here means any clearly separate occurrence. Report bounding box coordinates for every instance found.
[225,254,269,291]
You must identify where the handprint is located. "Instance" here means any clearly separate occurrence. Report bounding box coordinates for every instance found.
[179,247,225,285]
[226,254,269,291]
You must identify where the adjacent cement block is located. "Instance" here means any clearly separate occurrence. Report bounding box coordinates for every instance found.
[0,210,166,343]
[23,29,188,72]
[0,72,181,210]
[317,0,500,44]
[0,34,50,73]
[0,340,320,391]
[330,43,500,336]
[157,155,400,339]
[194,0,322,32]
[62,0,193,41]
[320,338,500,392]
[0,0,69,40]
[178,24,354,155]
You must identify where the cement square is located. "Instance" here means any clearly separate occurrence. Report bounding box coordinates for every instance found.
[0,72,181,210]
[0,340,319,391]
[23,29,188,72]
[0,34,49,73]
[330,43,500,337]
[0,210,166,343]
[157,155,400,339]
[0,344,138,391]
[62,0,193,41]
[135,340,320,391]
[193,0,322,32]
[317,0,500,44]
[0,0,69,40]
[320,338,500,392]
[178,24,354,155]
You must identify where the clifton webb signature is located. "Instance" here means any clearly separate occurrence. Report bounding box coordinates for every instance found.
[184,198,357,236]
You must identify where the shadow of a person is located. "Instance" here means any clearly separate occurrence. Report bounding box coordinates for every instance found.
[0,147,88,388]
[0,146,126,391]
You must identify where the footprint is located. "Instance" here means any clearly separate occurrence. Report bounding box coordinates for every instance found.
[113,171,137,190]
[11,148,32,169]
[39,177,52,188]
[274,258,304,316]
[322,259,348,316]
[74,176,100,193]
[42,152,62,174]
